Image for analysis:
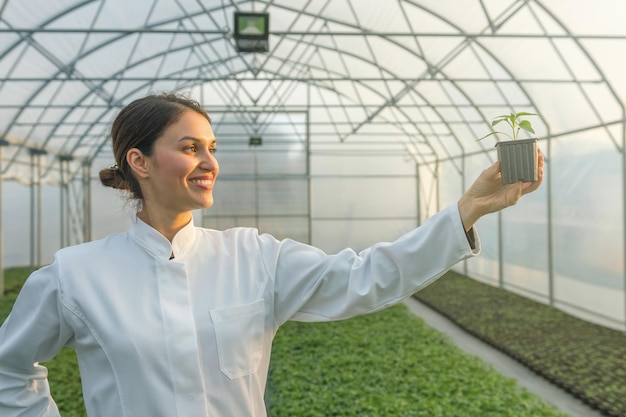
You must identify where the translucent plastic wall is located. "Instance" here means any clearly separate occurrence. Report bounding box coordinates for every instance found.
[203,109,421,254]
[309,153,417,254]
[2,0,626,333]
[199,111,310,244]
[443,134,626,331]
[3,113,625,332]
[550,133,624,329]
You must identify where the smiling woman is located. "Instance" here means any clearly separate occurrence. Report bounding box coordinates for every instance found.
[99,94,219,242]
[0,92,543,417]
[127,112,219,241]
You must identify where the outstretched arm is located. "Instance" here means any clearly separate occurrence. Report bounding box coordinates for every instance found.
[458,149,544,231]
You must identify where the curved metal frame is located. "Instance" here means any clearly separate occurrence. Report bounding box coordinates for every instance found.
[0,0,622,330]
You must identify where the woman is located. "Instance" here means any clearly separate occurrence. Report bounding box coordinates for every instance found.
[0,93,544,416]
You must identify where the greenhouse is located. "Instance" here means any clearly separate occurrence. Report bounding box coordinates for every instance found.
[2,0,626,416]
[2,0,624,331]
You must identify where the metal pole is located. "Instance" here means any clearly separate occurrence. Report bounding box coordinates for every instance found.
[37,153,42,267]
[306,84,312,245]
[498,210,504,288]
[462,156,468,277]
[26,149,47,269]
[30,151,35,270]
[622,112,626,331]
[547,132,554,308]
[65,161,71,245]
[0,146,4,297]
[415,162,421,226]
[435,160,440,213]
[83,162,92,242]
[59,158,65,247]
[253,146,259,229]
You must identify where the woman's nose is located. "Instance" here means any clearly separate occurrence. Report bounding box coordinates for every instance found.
[199,150,218,170]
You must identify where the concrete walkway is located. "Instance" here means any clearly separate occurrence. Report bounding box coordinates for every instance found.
[402,297,606,417]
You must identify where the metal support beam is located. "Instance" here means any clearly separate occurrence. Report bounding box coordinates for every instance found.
[29,152,35,270]
[415,162,421,226]
[498,211,503,289]
[82,162,92,242]
[1,28,626,40]
[0,145,3,297]
[37,153,42,268]
[28,149,46,270]
[305,112,311,245]
[547,133,554,308]
[59,156,72,247]
[622,113,626,331]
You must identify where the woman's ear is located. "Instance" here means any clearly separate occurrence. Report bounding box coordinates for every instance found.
[126,148,150,179]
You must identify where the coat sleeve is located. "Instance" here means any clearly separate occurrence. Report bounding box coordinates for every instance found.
[267,203,480,325]
[0,261,73,416]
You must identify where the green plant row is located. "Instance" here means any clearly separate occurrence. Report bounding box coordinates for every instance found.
[414,271,626,417]
[267,304,569,417]
[0,267,33,320]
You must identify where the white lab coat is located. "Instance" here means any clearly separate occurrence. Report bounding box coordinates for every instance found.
[0,203,479,417]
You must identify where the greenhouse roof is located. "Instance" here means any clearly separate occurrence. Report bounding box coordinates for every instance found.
[0,0,625,185]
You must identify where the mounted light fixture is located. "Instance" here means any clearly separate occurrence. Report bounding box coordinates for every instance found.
[249,136,263,146]
[234,12,269,53]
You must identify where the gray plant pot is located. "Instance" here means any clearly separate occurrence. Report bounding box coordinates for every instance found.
[495,138,538,184]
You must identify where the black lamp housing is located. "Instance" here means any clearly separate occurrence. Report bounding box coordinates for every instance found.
[249,136,262,146]
[234,12,269,53]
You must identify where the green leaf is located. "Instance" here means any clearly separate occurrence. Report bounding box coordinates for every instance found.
[477,131,512,141]
[480,111,538,141]
[514,112,537,118]
[518,120,535,134]
[477,131,498,141]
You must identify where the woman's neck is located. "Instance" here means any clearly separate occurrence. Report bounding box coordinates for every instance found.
[137,208,192,242]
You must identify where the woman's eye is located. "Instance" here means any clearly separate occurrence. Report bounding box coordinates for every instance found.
[209,147,217,154]
[184,145,197,152]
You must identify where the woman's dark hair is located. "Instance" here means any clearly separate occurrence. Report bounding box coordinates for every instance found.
[99,92,211,200]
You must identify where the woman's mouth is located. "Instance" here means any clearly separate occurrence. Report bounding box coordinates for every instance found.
[189,178,214,188]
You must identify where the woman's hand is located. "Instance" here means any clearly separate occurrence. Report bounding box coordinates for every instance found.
[458,149,544,231]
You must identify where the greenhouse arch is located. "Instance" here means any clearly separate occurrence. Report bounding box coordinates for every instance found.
[0,0,625,331]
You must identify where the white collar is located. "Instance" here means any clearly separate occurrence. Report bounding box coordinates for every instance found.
[129,216,197,261]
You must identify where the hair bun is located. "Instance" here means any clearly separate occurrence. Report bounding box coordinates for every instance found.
[99,166,129,191]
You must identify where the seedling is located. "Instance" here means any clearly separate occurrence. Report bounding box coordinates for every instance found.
[478,112,537,141]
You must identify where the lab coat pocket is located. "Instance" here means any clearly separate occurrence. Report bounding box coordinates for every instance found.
[210,299,266,379]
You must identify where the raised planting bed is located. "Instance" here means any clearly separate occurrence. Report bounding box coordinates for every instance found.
[414,271,626,417]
